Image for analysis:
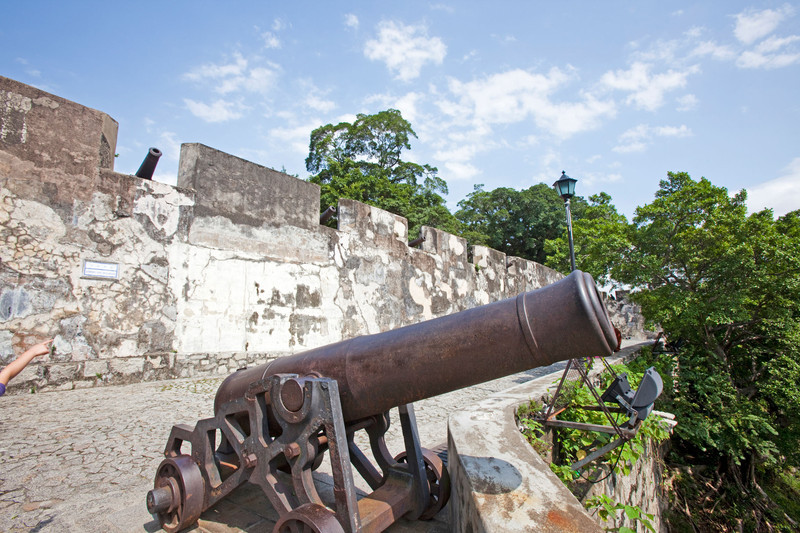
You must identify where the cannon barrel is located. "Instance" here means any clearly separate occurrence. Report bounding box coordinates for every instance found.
[150,270,618,532]
[215,270,617,422]
[135,147,162,179]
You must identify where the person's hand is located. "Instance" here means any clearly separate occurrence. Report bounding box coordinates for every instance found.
[28,339,54,358]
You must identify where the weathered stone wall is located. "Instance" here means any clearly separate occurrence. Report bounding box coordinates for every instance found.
[1,76,576,394]
[606,290,652,340]
[579,440,667,532]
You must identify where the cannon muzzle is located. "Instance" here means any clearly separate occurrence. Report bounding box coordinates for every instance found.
[135,147,162,180]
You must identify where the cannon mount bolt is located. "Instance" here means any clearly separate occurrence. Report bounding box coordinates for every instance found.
[244,453,258,469]
[284,442,301,459]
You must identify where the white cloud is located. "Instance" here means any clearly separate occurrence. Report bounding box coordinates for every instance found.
[15,57,41,78]
[654,125,691,137]
[268,123,320,156]
[430,3,455,13]
[262,32,281,49]
[184,53,280,95]
[445,68,615,138]
[427,121,500,182]
[184,52,248,82]
[737,35,800,69]
[613,124,692,153]
[158,131,181,161]
[364,21,447,81]
[599,62,700,111]
[746,157,800,217]
[434,144,480,166]
[734,4,794,45]
[364,91,425,123]
[691,40,736,61]
[631,38,683,64]
[535,94,617,139]
[184,99,244,122]
[442,160,480,181]
[298,80,336,113]
[424,67,616,183]
[344,14,359,29]
[305,95,336,113]
[676,94,698,111]
[685,26,703,38]
[580,171,623,187]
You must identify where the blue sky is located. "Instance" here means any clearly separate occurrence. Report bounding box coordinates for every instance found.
[2,2,799,219]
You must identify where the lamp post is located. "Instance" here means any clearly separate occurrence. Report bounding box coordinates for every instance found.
[553,170,578,272]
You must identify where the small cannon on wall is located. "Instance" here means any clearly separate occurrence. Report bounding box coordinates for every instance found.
[146,271,619,532]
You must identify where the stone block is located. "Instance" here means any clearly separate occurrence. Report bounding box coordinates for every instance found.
[109,356,144,376]
[337,199,409,251]
[83,360,109,378]
[420,226,468,267]
[0,76,118,177]
[178,143,320,231]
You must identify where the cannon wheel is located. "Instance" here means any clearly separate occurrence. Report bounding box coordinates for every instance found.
[150,455,204,533]
[273,503,344,533]
[395,448,451,520]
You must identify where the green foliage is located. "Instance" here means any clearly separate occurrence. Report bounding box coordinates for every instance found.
[550,462,580,483]
[762,469,800,525]
[306,109,458,238]
[517,399,553,457]
[544,192,631,285]
[517,363,669,486]
[612,173,800,480]
[455,183,582,264]
[553,365,670,478]
[586,494,655,532]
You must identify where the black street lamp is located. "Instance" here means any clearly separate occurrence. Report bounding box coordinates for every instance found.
[553,170,578,272]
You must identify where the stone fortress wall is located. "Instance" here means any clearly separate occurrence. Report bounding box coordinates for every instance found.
[0,76,643,394]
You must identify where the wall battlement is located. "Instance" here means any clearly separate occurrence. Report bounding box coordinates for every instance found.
[1,76,636,393]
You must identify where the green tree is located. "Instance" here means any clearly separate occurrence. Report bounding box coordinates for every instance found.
[306,109,458,237]
[544,191,630,284]
[455,183,580,264]
[614,172,800,517]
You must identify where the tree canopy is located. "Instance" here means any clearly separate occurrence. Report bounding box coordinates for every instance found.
[614,172,800,517]
[455,183,583,264]
[305,109,458,237]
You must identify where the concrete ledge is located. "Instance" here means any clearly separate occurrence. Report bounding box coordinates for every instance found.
[447,343,649,532]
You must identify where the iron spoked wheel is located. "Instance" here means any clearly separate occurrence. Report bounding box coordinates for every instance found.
[147,455,205,533]
[273,503,344,533]
[395,448,451,520]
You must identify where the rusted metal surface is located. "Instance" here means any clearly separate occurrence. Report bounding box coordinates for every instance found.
[134,147,162,179]
[408,235,425,247]
[148,271,617,533]
[320,206,336,224]
[214,270,618,422]
[275,503,345,532]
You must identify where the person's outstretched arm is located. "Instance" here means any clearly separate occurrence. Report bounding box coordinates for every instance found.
[0,339,53,387]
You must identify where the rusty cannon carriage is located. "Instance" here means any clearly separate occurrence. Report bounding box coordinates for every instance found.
[146,270,619,532]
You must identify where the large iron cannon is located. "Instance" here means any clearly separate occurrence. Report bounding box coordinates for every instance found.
[146,270,618,532]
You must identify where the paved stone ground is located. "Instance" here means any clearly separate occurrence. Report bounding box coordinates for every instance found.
[0,349,625,533]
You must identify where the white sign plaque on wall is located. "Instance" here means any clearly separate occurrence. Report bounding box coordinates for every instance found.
[82,260,120,280]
